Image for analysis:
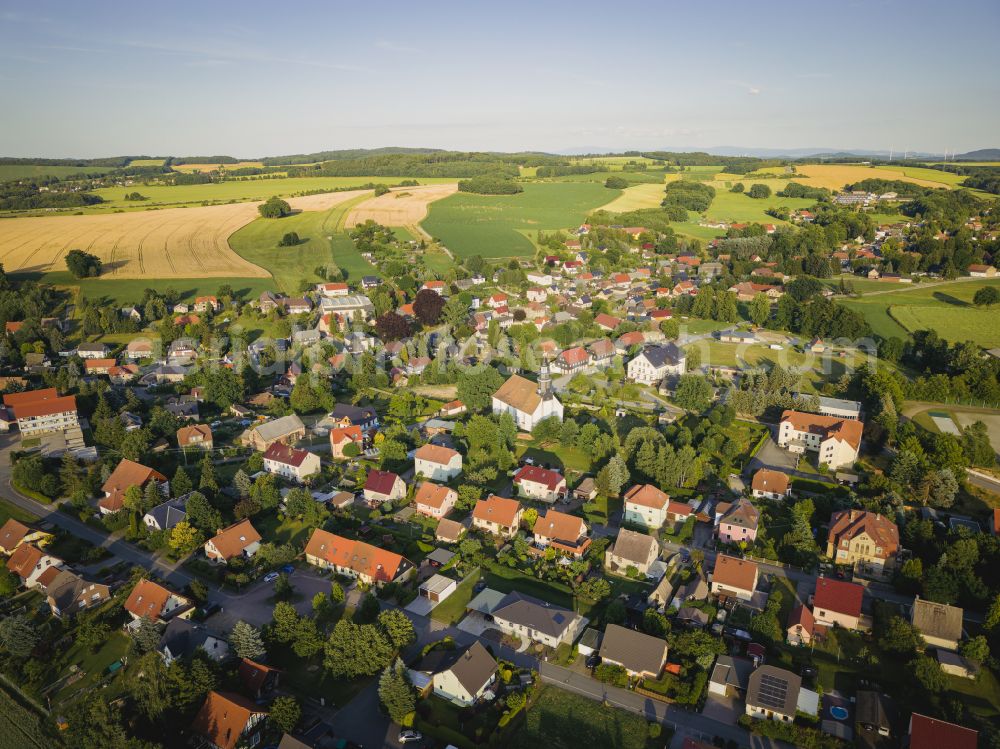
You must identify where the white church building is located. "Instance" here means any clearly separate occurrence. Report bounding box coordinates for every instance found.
[491,362,563,431]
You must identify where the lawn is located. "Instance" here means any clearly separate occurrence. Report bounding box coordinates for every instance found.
[255,512,317,547]
[484,565,575,609]
[835,277,1000,345]
[228,193,377,291]
[50,630,131,707]
[431,569,481,625]
[701,178,814,224]
[511,684,656,749]
[422,182,614,259]
[28,272,275,305]
[0,498,37,526]
[516,440,591,474]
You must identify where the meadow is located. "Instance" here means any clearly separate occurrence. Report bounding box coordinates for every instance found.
[702,177,814,223]
[229,192,377,290]
[0,164,114,182]
[598,181,667,212]
[835,277,1000,344]
[422,182,613,259]
[88,176,454,212]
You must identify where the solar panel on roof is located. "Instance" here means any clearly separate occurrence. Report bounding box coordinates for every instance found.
[757,673,789,710]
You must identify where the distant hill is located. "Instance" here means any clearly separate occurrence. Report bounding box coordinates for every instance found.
[955,148,1000,161]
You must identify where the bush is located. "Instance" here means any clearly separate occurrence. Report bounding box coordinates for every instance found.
[259,196,292,218]
[278,231,301,246]
[457,175,523,195]
[747,184,771,199]
[594,663,629,687]
[605,176,629,190]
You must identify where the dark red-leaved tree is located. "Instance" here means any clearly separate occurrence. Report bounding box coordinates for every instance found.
[374,312,412,341]
[413,288,447,325]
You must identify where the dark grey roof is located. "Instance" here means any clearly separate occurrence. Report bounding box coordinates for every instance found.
[747,665,801,717]
[146,496,188,530]
[329,403,377,424]
[420,641,497,695]
[638,343,684,368]
[598,624,668,675]
[710,656,754,691]
[854,690,893,730]
[492,591,577,639]
[159,618,220,660]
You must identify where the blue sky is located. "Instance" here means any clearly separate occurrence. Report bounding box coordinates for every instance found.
[1,0,997,157]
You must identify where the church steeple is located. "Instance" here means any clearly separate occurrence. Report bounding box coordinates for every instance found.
[537,358,552,400]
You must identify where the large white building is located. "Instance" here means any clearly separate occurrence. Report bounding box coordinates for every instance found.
[262,442,321,483]
[491,363,563,430]
[777,410,863,469]
[627,344,686,385]
[3,388,79,436]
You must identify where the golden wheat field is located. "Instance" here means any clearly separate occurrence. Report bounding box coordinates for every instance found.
[169,161,265,173]
[790,164,954,190]
[344,183,458,234]
[0,189,371,278]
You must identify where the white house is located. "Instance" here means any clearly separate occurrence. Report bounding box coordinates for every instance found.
[512,465,566,503]
[414,641,498,707]
[627,344,687,385]
[491,364,563,431]
[623,484,670,528]
[777,410,862,469]
[262,442,321,483]
[414,482,458,519]
[414,444,463,482]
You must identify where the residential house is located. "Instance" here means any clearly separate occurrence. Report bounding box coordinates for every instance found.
[599,624,668,679]
[177,424,213,451]
[908,713,977,749]
[554,346,590,375]
[786,604,815,646]
[328,403,379,431]
[751,468,791,500]
[825,509,900,578]
[239,414,306,451]
[159,618,230,664]
[329,425,364,459]
[911,597,963,651]
[967,264,997,278]
[193,296,220,313]
[414,482,458,519]
[855,690,894,744]
[415,641,498,706]
[45,570,110,618]
[317,281,350,297]
[191,691,268,749]
[588,338,616,367]
[238,659,281,699]
[204,519,261,563]
[533,509,590,557]
[3,388,79,436]
[304,529,413,585]
[363,469,406,505]
[414,444,463,482]
[143,495,188,532]
[83,358,117,376]
[6,543,60,587]
[623,484,671,528]
[471,495,522,539]
[746,665,801,722]
[123,579,193,627]
[435,518,466,544]
[99,459,168,514]
[605,528,659,577]
[627,344,687,384]
[777,410,862,469]
[513,465,566,503]
[75,342,108,359]
[812,577,864,630]
[0,518,51,554]
[716,499,760,545]
[490,365,563,430]
[263,442,321,483]
[488,591,585,648]
[711,555,759,601]
[439,400,466,417]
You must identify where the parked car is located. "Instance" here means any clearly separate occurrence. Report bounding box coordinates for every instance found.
[585,654,601,669]
[398,730,423,744]
[263,572,279,583]
[282,564,295,575]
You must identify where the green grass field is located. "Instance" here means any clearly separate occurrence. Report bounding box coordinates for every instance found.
[0,497,37,526]
[872,164,967,186]
[18,271,274,306]
[229,194,377,290]
[0,164,115,182]
[422,182,613,259]
[85,176,454,212]
[512,685,652,749]
[541,170,665,185]
[702,178,814,223]
[836,277,1000,344]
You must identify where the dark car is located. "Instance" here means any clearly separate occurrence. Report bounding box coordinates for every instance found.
[585,654,602,669]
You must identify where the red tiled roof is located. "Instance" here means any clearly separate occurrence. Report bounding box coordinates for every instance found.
[414,482,455,510]
[909,713,977,749]
[623,484,669,510]
[263,442,312,468]
[0,518,30,550]
[513,465,565,491]
[813,577,863,618]
[305,529,409,582]
[415,443,460,465]
[787,604,814,636]
[751,468,790,494]
[124,579,173,620]
[559,347,589,366]
[472,495,521,528]
[191,691,265,749]
[780,410,863,450]
[365,469,402,497]
[6,543,43,577]
[207,520,261,560]
[712,555,758,592]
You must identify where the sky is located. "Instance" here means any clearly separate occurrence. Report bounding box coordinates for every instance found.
[1,0,998,158]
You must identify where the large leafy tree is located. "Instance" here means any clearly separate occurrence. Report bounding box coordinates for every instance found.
[324,620,394,678]
[229,620,266,660]
[413,288,446,325]
[378,658,416,723]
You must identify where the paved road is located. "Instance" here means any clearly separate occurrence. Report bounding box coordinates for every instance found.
[0,435,198,589]
[966,468,1000,494]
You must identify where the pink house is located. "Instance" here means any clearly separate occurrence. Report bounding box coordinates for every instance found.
[716,499,759,545]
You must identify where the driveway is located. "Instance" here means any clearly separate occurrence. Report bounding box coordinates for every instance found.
[701,693,743,725]
[746,435,797,476]
[206,569,334,629]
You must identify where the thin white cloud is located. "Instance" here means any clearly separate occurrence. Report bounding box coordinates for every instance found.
[120,39,371,73]
[375,39,420,54]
